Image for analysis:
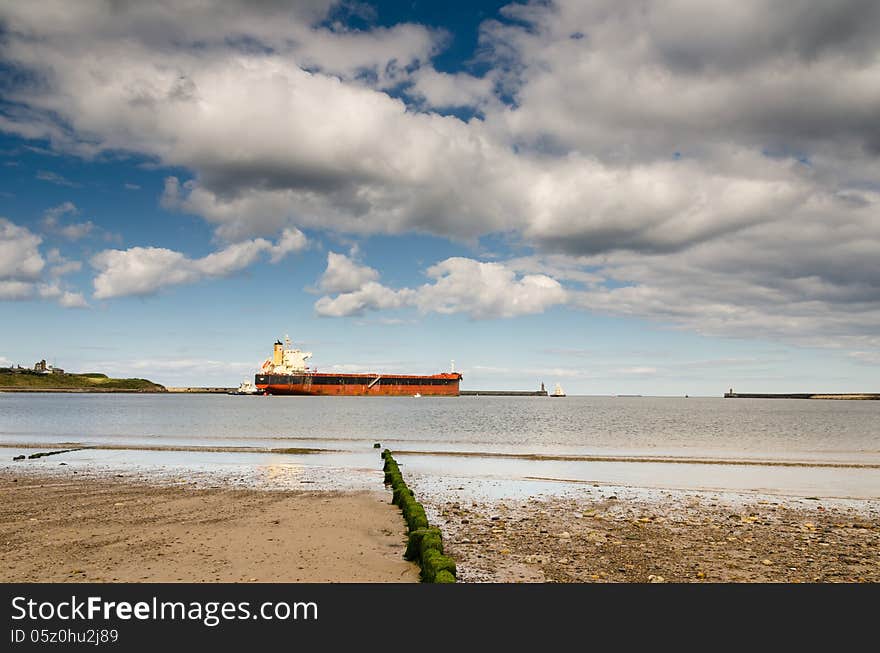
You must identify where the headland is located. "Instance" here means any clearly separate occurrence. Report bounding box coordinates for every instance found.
[0,370,165,393]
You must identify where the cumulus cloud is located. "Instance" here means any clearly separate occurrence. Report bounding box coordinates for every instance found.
[315,254,567,319]
[42,202,97,240]
[49,260,83,277]
[315,281,413,317]
[0,218,89,307]
[45,248,82,277]
[318,251,379,293]
[414,258,568,319]
[268,228,309,263]
[43,202,78,223]
[409,69,495,110]
[37,283,88,308]
[0,218,45,282]
[91,228,307,299]
[480,0,880,165]
[1,1,879,358]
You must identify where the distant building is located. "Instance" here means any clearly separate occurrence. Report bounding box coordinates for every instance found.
[33,359,64,375]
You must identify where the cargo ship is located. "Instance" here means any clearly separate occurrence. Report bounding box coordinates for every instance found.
[254,336,462,396]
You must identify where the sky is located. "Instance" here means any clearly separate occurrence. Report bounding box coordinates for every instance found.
[1,0,879,395]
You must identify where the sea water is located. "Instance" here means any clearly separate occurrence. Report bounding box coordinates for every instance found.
[1,394,877,499]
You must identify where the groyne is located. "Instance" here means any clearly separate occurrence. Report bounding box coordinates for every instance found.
[382,450,456,583]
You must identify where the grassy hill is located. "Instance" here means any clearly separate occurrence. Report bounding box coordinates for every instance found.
[0,371,165,392]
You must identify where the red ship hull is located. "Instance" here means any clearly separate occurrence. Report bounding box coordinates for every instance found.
[255,372,462,396]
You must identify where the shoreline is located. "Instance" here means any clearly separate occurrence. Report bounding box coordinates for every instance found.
[5,463,878,583]
[5,442,878,469]
[0,469,418,583]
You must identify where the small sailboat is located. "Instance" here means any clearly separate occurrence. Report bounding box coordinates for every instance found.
[413,393,422,398]
[550,383,566,397]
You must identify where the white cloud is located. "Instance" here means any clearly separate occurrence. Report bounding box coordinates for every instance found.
[91,228,307,299]
[45,247,83,277]
[49,260,83,277]
[37,282,88,308]
[415,258,568,319]
[43,202,78,223]
[409,69,495,110]
[58,291,89,308]
[57,222,94,240]
[318,252,379,293]
[268,228,309,264]
[314,282,413,317]
[0,218,44,281]
[0,280,34,300]
[315,255,567,319]
[0,219,89,307]
[91,248,193,299]
[614,367,658,375]
[42,202,96,240]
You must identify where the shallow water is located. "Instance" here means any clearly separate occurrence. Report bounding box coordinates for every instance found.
[1,393,878,499]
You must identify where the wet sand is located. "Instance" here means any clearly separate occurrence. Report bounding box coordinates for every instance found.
[428,491,880,582]
[0,470,419,583]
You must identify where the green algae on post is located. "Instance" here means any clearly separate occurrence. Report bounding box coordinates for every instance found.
[382,449,456,583]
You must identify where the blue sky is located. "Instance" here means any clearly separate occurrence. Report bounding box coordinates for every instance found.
[1,1,879,393]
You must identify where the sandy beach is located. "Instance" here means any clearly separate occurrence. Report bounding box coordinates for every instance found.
[0,470,418,583]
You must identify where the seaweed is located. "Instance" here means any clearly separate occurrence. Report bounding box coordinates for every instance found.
[382,449,456,584]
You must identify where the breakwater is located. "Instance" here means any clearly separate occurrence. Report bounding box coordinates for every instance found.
[461,390,548,396]
[724,392,880,400]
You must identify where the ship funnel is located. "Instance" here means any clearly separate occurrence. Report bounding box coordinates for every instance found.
[450,359,455,373]
[273,339,284,366]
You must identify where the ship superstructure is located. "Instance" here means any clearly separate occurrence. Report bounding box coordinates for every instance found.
[255,336,461,396]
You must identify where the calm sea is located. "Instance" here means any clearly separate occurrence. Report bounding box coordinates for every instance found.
[1,394,878,500]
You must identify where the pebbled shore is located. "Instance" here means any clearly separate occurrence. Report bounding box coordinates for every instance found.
[427,491,880,583]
